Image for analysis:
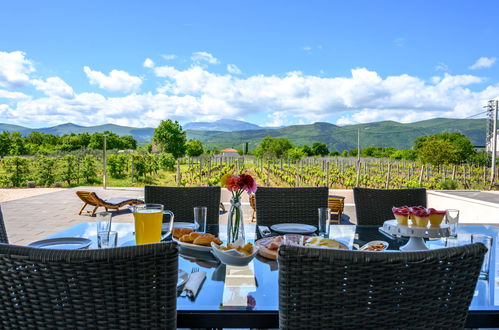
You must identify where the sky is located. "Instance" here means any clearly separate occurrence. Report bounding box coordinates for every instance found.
[1,0,499,129]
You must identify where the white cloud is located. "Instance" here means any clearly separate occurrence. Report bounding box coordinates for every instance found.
[303,46,312,51]
[191,51,219,65]
[83,66,142,93]
[227,64,242,75]
[3,50,499,129]
[31,77,74,99]
[0,51,35,89]
[162,54,177,60]
[143,58,155,68]
[435,62,449,72]
[469,57,497,70]
[0,89,30,100]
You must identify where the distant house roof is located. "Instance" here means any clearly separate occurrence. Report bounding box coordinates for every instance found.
[221,148,238,153]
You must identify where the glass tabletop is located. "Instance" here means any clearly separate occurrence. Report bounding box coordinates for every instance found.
[47,222,499,316]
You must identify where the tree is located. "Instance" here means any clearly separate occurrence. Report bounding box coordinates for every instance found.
[107,154,127,178]
[81,155,98,182]
[185,140,204,157]
[301,145,313,156]
[60,155,78,185]
[1,156,30,187]
[0,132,11,158]
[152,120,186,159]
[417,138,459,165]
[254,136,293,159]
[159,152,176,171]
[287,147,306,161]
[35,156,57,186]
[312,142,329,156]
[414,132,475,164]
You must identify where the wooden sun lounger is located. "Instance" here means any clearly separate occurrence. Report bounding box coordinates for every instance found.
[76,191,144,216]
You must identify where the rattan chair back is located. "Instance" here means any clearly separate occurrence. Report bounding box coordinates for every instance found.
[0,242,178,329]
[353,187,427,225]
[0,204,7,243]
[255,187,328,226]
[278,243,486,330]
[145,186,221,224]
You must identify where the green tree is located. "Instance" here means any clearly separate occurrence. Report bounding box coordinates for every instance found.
[301,145,313,156]
[390,149,417,161]
[254,136,293,159]
[311,142,329,156]
[414,132,475,164]
[287,147,306,161]
[152,120,186,159]
[81,155,98,182]
[0,132,11,157]
[35,156,57,186]
[185,139,204,157]
[159,152,176,171]
[1,156,30,187]
[417,138,459,165]
[107,153,127,178]
[60,155,78,185]
[9,132,26,155]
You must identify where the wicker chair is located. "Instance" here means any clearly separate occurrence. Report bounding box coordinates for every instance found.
[145,186,221,224]
[255,187,328,226]
[0,204,8,243]
[0,242,178,329]
[278,243,486,330]
[353,187,427,226]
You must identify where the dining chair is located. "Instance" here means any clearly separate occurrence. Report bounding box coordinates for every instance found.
[145,186,221,224]
[278,243,486,330]
[353,187,427,225]
[0,242,178,329]
[0,204,8,243]
[255,187,328,226]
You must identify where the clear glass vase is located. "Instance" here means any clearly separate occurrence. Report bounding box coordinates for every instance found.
[228,196,245,244]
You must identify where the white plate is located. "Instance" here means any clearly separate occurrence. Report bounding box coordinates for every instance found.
[163,222,199,231]
[360,240,389,251]
[178,269,188,287]
[28,237,92,250]
[172,237,212,252]
[270,223,317,234]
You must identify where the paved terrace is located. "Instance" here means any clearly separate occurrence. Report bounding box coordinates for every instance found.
[0,187,356,245]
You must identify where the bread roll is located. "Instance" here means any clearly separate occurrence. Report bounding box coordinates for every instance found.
[173,227,193,239]
[193,233,216,246]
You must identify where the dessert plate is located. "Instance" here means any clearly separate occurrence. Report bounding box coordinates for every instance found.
[28,237,92,250]
[270,223,317,234]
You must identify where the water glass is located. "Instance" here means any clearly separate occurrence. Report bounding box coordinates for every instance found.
[445,209,459,238]
[98,231,118,248]
[318,207,331,237]
[194,206,207,233]
[471,234,493,280]
[96,211,112,235]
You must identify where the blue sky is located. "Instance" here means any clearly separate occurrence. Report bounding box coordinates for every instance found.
[0,0,498,128]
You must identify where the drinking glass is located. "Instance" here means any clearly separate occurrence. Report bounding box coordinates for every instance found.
[96,211,112,235]
[194,206,207,233]
[445,209,459,238]
[98,231,118,248]
[318,207,331,237]
[130,204,174,245]
[471,234,493,280]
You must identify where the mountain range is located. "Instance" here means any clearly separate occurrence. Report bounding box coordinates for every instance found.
[0,118,487,151]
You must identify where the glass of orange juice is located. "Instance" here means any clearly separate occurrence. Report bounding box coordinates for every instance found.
[130,204,174,245]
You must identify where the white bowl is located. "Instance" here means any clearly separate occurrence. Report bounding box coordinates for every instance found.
[210,242,259,266]
[360,240,389,251]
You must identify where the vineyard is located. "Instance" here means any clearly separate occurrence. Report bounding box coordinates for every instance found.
[0,152,495,190]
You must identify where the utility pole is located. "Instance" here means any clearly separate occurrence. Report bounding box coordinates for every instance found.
[103,134,109,189]
[491,100,498,185]
[357,129,360,163]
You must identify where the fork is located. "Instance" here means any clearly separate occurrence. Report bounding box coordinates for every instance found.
[180,267,199,297]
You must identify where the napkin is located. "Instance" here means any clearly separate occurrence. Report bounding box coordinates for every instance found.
[183,271,206,298]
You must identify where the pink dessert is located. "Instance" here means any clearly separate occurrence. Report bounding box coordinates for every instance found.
[412,208,430,227]
[409,206,425,224]
[427,208,446,226]
[392,206,409,225]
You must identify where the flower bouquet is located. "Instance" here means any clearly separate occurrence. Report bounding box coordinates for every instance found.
[221,173,258,244]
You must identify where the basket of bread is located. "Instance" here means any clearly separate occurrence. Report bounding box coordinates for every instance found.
[211,237,259,266]
[172,228,222,252]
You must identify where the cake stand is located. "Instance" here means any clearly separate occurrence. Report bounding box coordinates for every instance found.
[382,220,450,251]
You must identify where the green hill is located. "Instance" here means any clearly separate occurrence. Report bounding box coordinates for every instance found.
[0,118,487,151]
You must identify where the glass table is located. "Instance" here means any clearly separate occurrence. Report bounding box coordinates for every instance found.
[47,223,499,328]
